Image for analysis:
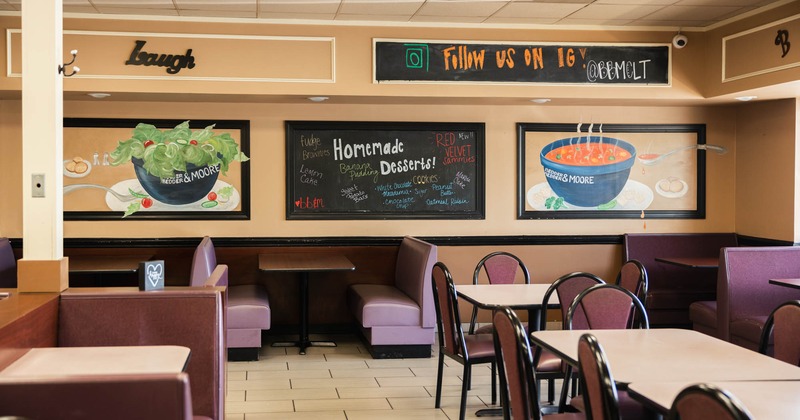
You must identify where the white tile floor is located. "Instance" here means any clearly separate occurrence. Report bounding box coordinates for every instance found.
[225,334,562,420]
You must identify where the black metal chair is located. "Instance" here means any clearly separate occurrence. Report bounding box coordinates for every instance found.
[431,261,496,420]
[759,299,800,366]
[469,251,531,335]
[492,306,584,420]
[667,383,753,420]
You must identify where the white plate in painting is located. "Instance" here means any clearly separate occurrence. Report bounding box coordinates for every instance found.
[63,159,92,178]
[655,177,689,199]
[104,178,240,212]
[527,180,654,211]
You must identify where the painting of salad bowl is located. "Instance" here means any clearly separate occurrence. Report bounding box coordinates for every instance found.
[539,136,636,207]
[132,157,219,205]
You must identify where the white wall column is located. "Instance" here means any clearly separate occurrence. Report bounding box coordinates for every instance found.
[18,0,68,292]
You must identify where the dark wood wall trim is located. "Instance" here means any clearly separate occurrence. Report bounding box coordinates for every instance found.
[736,235,795,247]
[6,233,794,249]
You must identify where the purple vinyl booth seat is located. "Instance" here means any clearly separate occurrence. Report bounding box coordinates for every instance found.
[191,236,271,361]
[347,236,437,359]
[623,233,738,330]
[58,287,226,420]
[0,237,17,288]
[0,372,210,420]
[719,247,800,351]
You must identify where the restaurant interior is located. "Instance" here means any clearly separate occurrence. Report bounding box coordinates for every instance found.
[3,0,800,419]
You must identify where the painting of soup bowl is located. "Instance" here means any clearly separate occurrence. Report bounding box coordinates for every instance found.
[539,136,636,207]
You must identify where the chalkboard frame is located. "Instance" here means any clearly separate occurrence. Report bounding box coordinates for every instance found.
[373,38,671,85]
[286,121,485,220]
[517,123,707,220]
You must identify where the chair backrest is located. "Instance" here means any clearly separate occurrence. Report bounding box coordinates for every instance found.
[473,251,530,285]
[395,236,438,329]
[190,236,217,287]
[431,261,466,359]
[540,272,604,331]
[567,284,650,330]
[667,383,753,420]
[0,237,17,288]
[578,333,621,420]
[0,372,197,420]
[493,307,543,420]
[759,300,800,366]
[616,259,648,306]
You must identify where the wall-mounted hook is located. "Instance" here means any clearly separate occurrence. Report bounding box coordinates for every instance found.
[58,49,80,77]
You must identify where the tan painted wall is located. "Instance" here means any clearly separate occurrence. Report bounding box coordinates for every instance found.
[735,98,798,242]
[0,99,739,239]
[704,2,800,99]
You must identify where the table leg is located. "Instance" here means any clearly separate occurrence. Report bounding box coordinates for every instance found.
[271,271,337,355]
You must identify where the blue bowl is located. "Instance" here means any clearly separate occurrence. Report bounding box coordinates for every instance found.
[539,136,636,207]
[132,158,219,205]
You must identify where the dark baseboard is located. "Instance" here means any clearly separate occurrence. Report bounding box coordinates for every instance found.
[228,347,259,362]
[366,344,432,359]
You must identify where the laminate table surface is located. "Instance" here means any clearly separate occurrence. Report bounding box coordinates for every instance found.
[68,255,154,274]
[654,257,719,269]
[628,380,800,418]
[530,329,800,387]
[768,278,800,290]
[258,253,355,273]
[455,284,559,311]
[0,345,190,378]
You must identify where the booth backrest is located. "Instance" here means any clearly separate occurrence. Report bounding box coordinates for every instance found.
[395,236,437,328]
[718,246,800,342]
[0,372,199,420]
[58,288,225,420]
[0,237,17,288]
[623,233,738,326]
[190,236,218,287]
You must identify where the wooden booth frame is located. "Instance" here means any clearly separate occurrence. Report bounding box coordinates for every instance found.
[517,123,707,220]
[286,121,485,220]
[63,118,250,221]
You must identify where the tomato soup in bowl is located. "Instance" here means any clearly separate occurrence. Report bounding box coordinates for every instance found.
[539,136,636,207]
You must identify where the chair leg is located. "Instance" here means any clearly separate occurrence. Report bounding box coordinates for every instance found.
[547,378,555,404]
[490,362,497,405]
[558,366,573,413]
[435,352,444,408]
[460,364,471,420]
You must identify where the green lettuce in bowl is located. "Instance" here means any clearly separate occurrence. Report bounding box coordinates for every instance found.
[110,121,249,207]
[110,121,248,178]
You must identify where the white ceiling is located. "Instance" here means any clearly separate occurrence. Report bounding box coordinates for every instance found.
[0,0,789,29]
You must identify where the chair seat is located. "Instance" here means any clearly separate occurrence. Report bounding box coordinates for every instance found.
[570,389,656,419]
[536,347,562,373]
[473,321,530,336]
[464,333,496,359]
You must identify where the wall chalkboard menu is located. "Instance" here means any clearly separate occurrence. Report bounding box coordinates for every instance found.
[286,121,485,219]
[374,39,670,85]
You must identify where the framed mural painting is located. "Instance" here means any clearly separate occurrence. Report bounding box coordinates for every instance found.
[63,118,250,220]
[518,123,711,219]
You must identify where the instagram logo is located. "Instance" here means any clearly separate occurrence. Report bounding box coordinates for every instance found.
[404,43,429,72]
